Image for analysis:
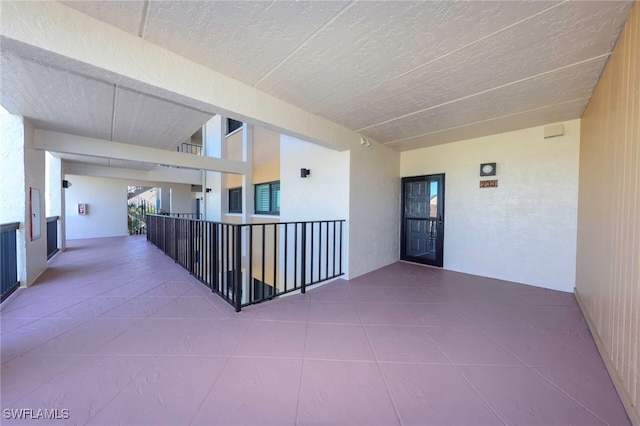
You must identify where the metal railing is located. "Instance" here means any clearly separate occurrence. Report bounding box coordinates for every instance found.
[128,197,157,234]
[1,222,20,301]
[165,213,202,220]
[177,142,202,156]
[46,216,59,259]
[147,215,345,311]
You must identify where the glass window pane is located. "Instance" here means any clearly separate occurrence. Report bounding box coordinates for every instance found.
[255,184,270,213]
[272,182,280,213]
[429,181,438,218]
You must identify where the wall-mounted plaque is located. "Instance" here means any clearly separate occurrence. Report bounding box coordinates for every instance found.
[480,180,498,188]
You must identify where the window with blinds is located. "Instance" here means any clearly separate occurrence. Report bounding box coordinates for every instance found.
[228,187,242,213]
[254,181,280,215]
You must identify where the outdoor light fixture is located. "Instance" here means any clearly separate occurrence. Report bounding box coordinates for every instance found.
[300,168,311,178]
[62,180,71,188]
[480,163,497,177]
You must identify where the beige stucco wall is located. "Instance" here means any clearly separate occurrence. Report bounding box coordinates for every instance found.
[226,126,280,189]
[401,120,581,292]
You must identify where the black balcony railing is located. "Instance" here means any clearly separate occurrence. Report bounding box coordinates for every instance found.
[46,216,59,260]
[1,222,20,302]
[166,213,202,220]
[177,142,202,156]
[146,215,345,311]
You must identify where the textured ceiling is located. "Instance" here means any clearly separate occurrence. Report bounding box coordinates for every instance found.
[0,49,210,151]
[2,0,635,157]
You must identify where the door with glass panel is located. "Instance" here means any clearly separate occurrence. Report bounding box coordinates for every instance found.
[401,174,444,267]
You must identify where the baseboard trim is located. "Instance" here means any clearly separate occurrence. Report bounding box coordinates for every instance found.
[0,286,24,312]
[574,287,639,426]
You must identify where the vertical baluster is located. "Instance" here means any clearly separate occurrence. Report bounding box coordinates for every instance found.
[339,221,343,274]
[284,224,288,292]
[234,225,242,312]
[213,223,218,294]
[333,221,337,277]
[325,221,329,281]
[301,223,307,294]
[310,222,314,284]
[272,223,277,297]
[294,224,298,290]
[249,225,253,303]
[261,224,266,302]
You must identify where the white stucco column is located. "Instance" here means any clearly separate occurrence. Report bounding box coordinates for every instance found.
[203,115,226,221]
[241,123,254,224]
[0,113,47,287]
[45,152,65,251]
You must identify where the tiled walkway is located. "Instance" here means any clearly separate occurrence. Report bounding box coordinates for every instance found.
[0,236,629,425]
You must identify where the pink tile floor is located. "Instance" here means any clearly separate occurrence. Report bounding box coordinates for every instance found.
[0,236,630,425]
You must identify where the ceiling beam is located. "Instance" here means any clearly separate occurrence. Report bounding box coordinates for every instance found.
[35,130,249,175]
[64,162,202,186]
[1,0,364,152]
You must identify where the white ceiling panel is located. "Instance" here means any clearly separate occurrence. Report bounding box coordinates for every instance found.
[143,1,346,86]
[112,87,211,149]
[363,57,606,143]
[387,98,589,151]
[60,1,145,35]
[0,51,114,141]
[255,1,557,115]
[339,0,632,131]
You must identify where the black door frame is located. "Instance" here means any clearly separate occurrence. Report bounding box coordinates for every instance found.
[400,174,445,267]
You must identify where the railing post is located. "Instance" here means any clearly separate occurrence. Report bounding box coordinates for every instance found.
[174,218,179,263]
[188,219,193,273]
[301,222,307,294]
[234,225,242,312]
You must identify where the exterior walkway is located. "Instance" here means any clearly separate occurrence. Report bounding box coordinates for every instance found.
[0,236,629,425]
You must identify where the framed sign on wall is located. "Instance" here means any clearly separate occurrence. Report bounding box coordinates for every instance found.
[30,187,41,241]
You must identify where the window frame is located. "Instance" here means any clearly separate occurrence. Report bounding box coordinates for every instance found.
[254,181,280,215]
[228,187,242,213]
[226,118,243,136]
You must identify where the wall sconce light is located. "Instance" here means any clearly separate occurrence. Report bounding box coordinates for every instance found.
[62,180,72,188]
[480,163,497,177]
[300,168,311,178]
[205,188,212,193]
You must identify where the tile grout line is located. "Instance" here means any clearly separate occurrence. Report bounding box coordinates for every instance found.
[186,312,257,425]
[417,326,509,426]
[1,295,137,365]
[293,304,311,426]
[82,294,186,358]
[471,323,610,424]
[82,357,156,426]
[353,281,403,426]
[527,366,611,426]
